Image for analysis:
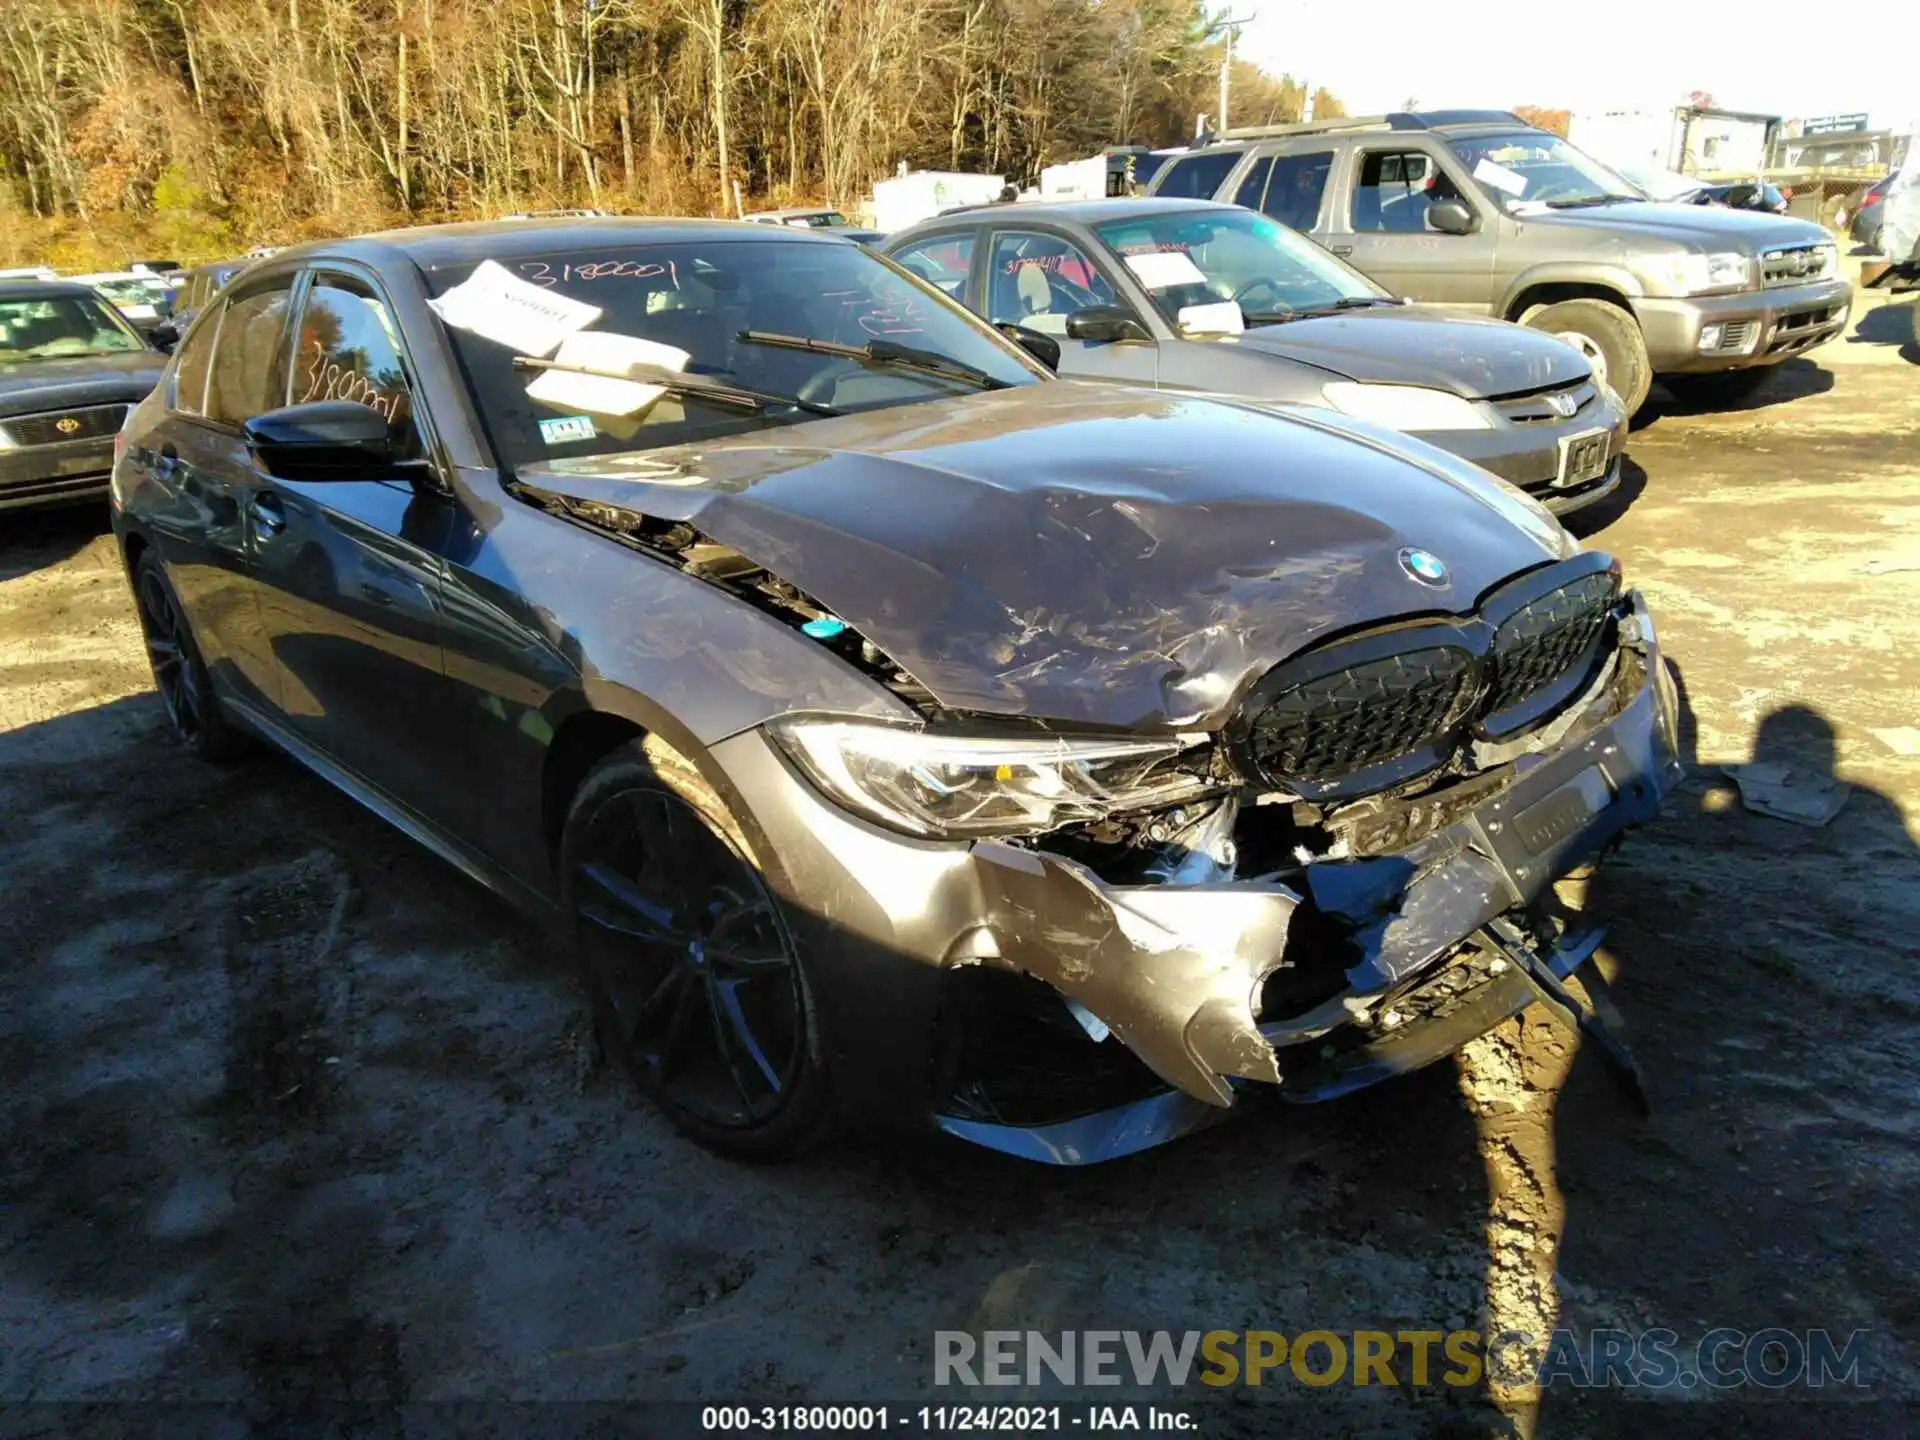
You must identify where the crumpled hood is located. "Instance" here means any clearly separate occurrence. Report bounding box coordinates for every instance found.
[520,385,1570,730]
[1231,307,1588,398]
[0,349,165,415]
[1517,200,1832,254]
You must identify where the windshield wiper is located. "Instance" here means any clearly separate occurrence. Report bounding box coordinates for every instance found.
[1545,194,1643,209]
[510,356,841,416]
[737,330,1010,390]
[1246,296,1392,324]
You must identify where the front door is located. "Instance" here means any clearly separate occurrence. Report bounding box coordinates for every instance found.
[1333,145,1500,313]
[146,272,300,712]
[982,228,1158,385]
[249,269,455,814]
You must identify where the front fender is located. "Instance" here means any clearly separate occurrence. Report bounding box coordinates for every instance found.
[1499,262,1645,321]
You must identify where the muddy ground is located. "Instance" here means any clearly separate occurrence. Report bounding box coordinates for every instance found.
[3,281,1917,1438]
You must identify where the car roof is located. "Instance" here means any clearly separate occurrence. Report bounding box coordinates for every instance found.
[0,279,94,301]
[917,196,1230,226]
[257,217,852,272]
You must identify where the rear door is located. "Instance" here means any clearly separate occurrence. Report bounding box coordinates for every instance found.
[248,267,457,812]
[1334,141,1500,311]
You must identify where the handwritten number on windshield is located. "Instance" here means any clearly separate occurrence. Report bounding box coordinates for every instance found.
[518,259,680,287]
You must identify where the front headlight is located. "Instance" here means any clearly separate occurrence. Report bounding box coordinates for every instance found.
[767,718,1216,838]
[1319,382,1493,432]
[1639,250,1753,295]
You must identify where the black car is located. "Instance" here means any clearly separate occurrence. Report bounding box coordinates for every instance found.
[1,281,166,511]
[1697,179,1790,216]
[110,218,1680,1164]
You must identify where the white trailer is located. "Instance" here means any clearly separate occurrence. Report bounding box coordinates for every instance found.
[869,172,1006,233]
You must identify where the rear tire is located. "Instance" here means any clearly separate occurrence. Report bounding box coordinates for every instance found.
[131,549,244,762]
[1525,299,1652,415]
[1661,367,1773,407]
[560,736,833,1160]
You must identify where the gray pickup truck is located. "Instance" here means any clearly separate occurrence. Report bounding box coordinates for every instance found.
[1148,111,1853,412]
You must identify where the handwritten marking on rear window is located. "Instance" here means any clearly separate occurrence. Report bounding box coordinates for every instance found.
[519,259,679,287]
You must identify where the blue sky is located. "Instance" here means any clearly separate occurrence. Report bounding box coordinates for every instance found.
[1234,1,1915,138]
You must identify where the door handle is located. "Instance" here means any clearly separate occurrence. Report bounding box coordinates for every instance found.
[251,491,287,536]
[1331,244,1354,256]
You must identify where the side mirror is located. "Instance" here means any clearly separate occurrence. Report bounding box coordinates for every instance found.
[243,401,396,481]
[148,321,178,354]
[1065,305,1151,343]
[1427,198,1477,236]
[995,322,1061,370]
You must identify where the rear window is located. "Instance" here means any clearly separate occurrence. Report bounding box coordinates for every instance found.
[1154,150,1242,200]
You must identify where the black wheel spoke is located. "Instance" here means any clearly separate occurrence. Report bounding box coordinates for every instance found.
[626,964,686,1045]
[577,860,683,944]
[654,972,705,1082]
[712,977,783,1095]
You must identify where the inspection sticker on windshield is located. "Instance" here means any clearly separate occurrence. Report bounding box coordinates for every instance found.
[1472,157,1528,197]
[1123,250,1207,290]
[538,414,598,446]
[427,258,602,356]
[524,330,691,417]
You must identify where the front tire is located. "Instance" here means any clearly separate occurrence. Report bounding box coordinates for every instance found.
[131,549,243,762]
[560,737,833,1160]
[1526,298,1653,415]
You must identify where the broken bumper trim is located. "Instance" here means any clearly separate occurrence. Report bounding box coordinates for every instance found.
[938,593,1680,1154]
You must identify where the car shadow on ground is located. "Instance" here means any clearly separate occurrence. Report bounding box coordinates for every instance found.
[1846,298,1920,363]
[1563,457,1647,540]
[0,505,112,581]
[1631,359,1836,432]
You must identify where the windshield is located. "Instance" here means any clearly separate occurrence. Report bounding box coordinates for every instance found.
[1445,132,1641,211]
[0,295,148,359]
[1093,207,1387,327]
[91,279,171,314]
[425,237,1045,473]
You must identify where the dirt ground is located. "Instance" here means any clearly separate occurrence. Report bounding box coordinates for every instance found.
[3,281,1917,1438]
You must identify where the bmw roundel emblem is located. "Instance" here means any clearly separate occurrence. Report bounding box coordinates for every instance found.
[1399,547,1449,587]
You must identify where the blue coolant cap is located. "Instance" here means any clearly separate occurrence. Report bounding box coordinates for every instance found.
[802,615,848,640]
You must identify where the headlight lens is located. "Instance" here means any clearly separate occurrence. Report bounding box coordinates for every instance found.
[1319,382,1493,431]
[1640,250,1753,295]
[0,427,14,450]
[768,718,1215,837]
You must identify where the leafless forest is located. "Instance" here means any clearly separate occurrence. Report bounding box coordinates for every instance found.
[0,0,1342,266]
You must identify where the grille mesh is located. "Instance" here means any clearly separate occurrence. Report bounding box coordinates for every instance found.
[1243,645,1482,786]
[1486,572,1617,718]
[1,404,127,447]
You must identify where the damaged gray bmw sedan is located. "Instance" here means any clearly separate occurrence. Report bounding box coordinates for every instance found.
[111,219,1684,1164]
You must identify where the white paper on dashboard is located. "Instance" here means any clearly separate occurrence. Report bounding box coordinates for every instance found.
[1472,158,1528,197]
[1123,250,1207,289]
[427,258,602,357]
[524,331,691,417]
[1176,300,1245,335]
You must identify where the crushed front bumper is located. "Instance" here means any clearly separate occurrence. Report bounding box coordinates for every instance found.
[941,592,1682,1161]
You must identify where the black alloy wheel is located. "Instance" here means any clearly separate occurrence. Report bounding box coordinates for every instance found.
[562,742,831,1158]
[132,550,240,761]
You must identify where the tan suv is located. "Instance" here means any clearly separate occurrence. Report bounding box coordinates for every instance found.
[1150,110,1853,413]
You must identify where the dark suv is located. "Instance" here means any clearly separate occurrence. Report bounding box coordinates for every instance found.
[1149,111,1853,412]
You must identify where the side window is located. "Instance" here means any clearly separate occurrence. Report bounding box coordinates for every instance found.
[1261,150,1335,231]
[1154,150,1241,200]
[170,301,220,415]
[1352,150,1460,233]
[291,274,423,459]
[891,235,974,300]
[205,280,294,426]
[1232,156,1275,210]
[985,231,1117,336]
